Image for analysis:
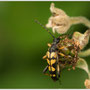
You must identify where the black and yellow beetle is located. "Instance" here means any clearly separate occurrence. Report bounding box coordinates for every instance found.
[43,37,61,81]
[35,20,61,81]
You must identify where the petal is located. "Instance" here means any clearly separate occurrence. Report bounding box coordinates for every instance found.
[50,3,66,16]
[46,17,53,28]
[52,27,56,33]
[76,58,90,78]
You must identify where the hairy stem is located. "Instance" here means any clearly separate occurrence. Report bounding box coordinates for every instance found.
[70,16,90,28]
[79,49,90,57]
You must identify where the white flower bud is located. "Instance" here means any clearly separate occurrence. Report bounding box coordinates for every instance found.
[72,30,90,49]
[46,3,71,34]
[84,79,90,89]
[46,3,90,34]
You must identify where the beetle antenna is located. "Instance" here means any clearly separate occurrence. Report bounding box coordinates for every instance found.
[35,19,55,39]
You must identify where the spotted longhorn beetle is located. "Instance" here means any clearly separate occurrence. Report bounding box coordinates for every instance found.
[35,20,61,81]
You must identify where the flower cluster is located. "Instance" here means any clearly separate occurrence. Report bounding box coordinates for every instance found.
[46,3,90,89]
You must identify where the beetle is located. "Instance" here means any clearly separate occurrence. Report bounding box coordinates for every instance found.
[43,37,61,81]
[35,20,61,81]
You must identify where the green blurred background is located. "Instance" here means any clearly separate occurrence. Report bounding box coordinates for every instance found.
[0,1,90,89]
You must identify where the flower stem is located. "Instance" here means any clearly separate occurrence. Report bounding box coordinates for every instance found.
[70,16,90,28]
[79,49,90,57]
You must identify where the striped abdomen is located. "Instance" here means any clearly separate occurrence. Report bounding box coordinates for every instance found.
[47,51,58,81]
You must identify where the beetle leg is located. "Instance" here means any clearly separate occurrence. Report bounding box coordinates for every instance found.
[47,43,51,47]
[42,55,47,59]
[58,53,65,57]
[43,65,48,73]
[57,64,60,77]
[44,73,50,76]
[59,46,65,50]
[43,65,50,76]
[56,53,60,78]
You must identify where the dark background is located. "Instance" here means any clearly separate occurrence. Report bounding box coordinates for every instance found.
[0,1,90,89]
